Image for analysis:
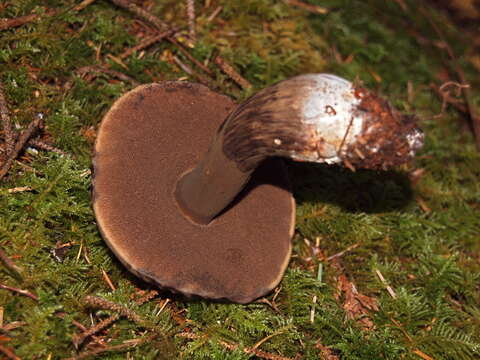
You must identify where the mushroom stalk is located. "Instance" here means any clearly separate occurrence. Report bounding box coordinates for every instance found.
[175,74,424,225]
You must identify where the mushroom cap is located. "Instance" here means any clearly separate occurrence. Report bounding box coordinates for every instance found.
[93,82,294,303]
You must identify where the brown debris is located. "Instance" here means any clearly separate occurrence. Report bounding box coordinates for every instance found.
[332,260,378,331]
[345,88,422,170]
[315,341,340,360]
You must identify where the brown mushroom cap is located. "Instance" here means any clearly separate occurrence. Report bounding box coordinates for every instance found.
[93,82,294,303]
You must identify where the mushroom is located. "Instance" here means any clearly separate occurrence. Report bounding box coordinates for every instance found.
[93,74,423,303]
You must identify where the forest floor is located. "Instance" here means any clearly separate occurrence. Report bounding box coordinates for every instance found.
[1,0,479,359]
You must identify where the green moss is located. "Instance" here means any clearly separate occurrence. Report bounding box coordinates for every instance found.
[0,0,479,358]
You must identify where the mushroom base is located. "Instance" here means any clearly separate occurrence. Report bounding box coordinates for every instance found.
[93,82,295,303]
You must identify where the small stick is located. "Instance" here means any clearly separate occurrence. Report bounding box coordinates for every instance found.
[173,56,213,88]
[0,116,43,181]
[206,6,223,22]
[412,349,435,360]
[67,336,154,360]
[109,0,169,30]
[256,298,280,313]
[118,30,174,60]
[72,314,120,348]
[75,66,140,86]
[83,295,143,324]
[177,332,293,360]
[7,186,33,194]
[375,269,397,299]
[155,298,170,316]
[187,0,196,43]
[135,290,159,305]
[0,81,15,154]
[214,56,252,90]
[0,13,38,31]
[74,290,159,348]
[0,283,38,301]
[421,7,480,150]
[74,0,98,12]
[0,344,21,360]
[101,270,116,291]
[326,243,359,261]
[55,312,87,331]
[309,295,317,323]
[0,246,23,278]
[169,38,213,75]
[283,0,328,14]
[27,138,68,156]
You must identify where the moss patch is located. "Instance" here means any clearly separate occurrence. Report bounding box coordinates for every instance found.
[1,0,479,359]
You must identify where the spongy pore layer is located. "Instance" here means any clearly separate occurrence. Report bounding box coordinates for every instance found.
[93,82,294,304]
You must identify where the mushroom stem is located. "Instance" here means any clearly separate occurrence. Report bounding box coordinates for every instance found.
[174,136,253,225]
[175,74,424,225]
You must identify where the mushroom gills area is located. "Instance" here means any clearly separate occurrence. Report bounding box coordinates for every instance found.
[93,82,294,303]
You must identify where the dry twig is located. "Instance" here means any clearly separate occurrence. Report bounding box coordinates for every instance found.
[118,30,174,59]
[0,283,38,301]
[135,290,159,305]
[109,0,169,30]
[375,269,397,299]
[7,186,32,193]
[72,314,119,348]
[283,0,328,14]
[173,56,214,87]
[67,335,155,360]
[83,295,144,324]
[214,56,252,89]
[27,138,68,156]
[177,332,293,360]
[326,243,360,261]
[0,246,23,278]
[0,116,43,181]
[0,13,38,31]
[206,6,223,22]
[0,344,21,360]
[74,0,98,12]
[420,7,480,150]
[75,66,140,86]
[169,38,213,75]
[187,0,196,42]
[0,81,15,155]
